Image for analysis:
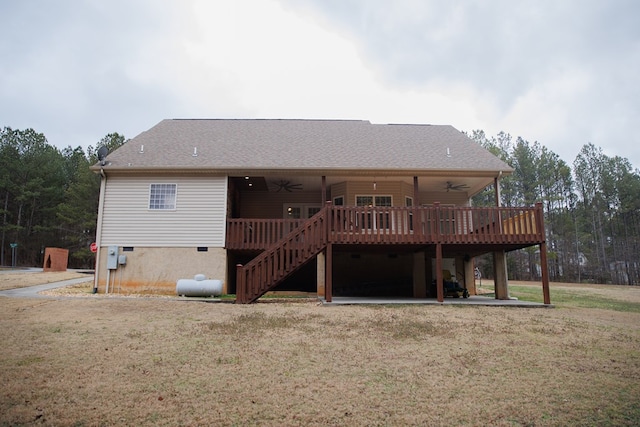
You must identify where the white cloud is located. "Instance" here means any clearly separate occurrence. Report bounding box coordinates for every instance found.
[156,0,486,130]
[1,0,639,168]
[284,0,640,167]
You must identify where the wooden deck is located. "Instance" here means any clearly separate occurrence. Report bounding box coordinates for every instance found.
[230,203,548,304]
[227,203,545,250]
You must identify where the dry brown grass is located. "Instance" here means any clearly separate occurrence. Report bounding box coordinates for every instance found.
[1,281,639,426]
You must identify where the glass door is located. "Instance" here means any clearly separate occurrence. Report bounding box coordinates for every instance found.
[284,204,321,219]
[356,195,392,230]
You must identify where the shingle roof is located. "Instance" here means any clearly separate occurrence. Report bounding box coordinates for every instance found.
[100,119,512,174]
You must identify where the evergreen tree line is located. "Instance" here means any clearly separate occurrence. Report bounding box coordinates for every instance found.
[0,127,125,268]
[2,126,639,285]
[469,130,640,285]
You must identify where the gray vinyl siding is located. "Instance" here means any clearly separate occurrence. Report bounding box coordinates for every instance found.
[100,175,228,247]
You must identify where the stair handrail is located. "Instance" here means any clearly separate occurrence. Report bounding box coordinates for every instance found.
[236,204,329,303]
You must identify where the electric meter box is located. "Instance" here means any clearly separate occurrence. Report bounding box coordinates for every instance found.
[106,246,119,270]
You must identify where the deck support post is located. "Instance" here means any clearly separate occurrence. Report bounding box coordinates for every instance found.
[435,243,444,302]
[493,251,509,299]
[235,263,245,304]
[492,173,510,300]
[325,243,333,302]
[540,242,551,304]
[321,175,327,204]
[536,203,551,304]
[316,251,325,298]
[463,256,476,295]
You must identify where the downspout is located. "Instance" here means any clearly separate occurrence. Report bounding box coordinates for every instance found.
[93,168,107,293]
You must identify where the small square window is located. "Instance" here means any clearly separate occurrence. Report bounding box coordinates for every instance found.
[149,184,177,210]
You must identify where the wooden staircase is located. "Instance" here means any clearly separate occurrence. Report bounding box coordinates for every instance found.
[235,206,328,303]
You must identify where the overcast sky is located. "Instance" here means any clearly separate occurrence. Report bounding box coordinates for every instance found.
[2,0,639,168]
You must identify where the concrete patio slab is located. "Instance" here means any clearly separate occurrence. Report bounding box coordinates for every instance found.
[322,296,553,308]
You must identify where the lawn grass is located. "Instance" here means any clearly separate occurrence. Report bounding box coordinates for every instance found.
[510,284,640,313]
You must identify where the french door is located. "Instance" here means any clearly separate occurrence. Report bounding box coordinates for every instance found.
[356,195,392,230]
[284,204,321,219]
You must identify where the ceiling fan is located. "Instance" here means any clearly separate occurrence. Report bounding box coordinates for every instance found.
[445,181,470,192]
[271,180,303,192]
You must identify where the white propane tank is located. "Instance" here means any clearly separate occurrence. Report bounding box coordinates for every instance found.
[176,274,222,297]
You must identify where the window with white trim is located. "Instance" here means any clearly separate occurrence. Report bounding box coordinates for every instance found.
[149,184,177,210]
[356,195,392,207]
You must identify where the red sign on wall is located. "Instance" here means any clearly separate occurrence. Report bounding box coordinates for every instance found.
[90,242,98,253]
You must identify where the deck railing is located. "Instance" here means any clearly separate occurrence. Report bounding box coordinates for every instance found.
[227,204,545,249]
[226,218,303,250]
